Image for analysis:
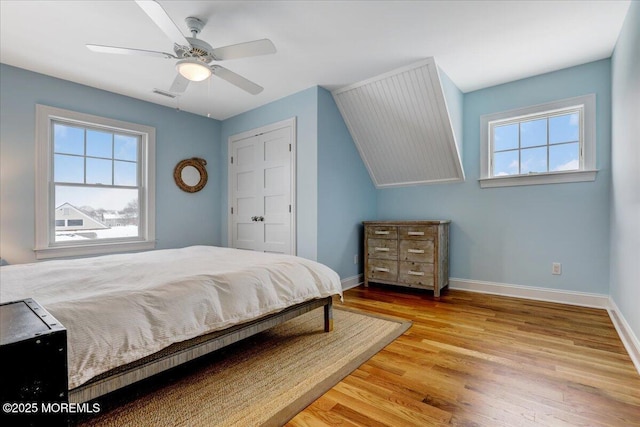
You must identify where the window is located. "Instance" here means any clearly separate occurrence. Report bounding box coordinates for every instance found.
[480,94,597,188]
[36,105,156,259]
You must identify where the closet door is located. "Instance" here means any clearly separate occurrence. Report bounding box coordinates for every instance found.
[229,119,295,254]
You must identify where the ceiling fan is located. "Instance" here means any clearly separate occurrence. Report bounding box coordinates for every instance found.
[87,0,276,95]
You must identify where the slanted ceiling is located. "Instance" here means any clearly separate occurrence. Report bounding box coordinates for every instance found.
[332,58,464,188]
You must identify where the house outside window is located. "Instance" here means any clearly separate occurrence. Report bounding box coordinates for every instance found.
[479,94,597,188]
[35,105,156,259]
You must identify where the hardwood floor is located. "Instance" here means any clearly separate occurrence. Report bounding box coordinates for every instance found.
[288,285,640,427]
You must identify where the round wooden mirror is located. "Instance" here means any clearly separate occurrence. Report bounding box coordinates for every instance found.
[174,158,208,193]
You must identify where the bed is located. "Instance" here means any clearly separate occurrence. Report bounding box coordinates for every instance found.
[0,245,342,403]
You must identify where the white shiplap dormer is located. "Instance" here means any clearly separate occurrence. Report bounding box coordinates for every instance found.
[332,58,464,188]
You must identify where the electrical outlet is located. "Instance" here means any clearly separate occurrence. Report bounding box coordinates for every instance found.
[552,262,562,275]
[354,254,359,265]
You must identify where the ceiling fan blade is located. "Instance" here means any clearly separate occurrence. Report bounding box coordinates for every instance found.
[169,74,190,93]
[87,44,176,58]
[211,39,276,61]
[211,65,263,95]
[135,0,190,47]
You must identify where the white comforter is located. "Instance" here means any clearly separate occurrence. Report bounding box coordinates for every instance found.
[0,246,342,389]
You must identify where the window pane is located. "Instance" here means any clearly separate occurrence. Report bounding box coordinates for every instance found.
[87,130,112,158]
[86,158,112,185]
[54,154,84,183]
[493,150,519,176]
[54,123,84,155]
[114,135,138,161]
[521,146,547,174]
[520,118,547,148]
[55,219,66,227]
[550,142,579,171]
[493,124,518,151]
[114,161,137,186]
[549,113,579,144]
[54,185,139,242]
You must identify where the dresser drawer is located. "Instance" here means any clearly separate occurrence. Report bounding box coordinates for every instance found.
[399,239,434,263]
[367,238,398,260]
[366,226,398,240]
[399,225,436,240]
[399,262,434,288]
[367,259,398,281]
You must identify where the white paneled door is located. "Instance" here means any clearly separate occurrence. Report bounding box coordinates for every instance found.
[229,118,296,254]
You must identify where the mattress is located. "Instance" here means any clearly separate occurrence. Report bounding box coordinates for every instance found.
[0,246,343,389]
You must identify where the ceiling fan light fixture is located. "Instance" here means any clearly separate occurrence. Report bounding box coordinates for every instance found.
[176,59,211,82]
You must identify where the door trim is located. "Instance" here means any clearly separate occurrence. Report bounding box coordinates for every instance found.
[227,117,297,254]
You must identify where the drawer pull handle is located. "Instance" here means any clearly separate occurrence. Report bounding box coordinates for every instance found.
[374,231,390,235]
[374,267,390,273]
[408,271,424,276]
[374,247,390,252]
[407,249,424,254]
[408,231,425,236]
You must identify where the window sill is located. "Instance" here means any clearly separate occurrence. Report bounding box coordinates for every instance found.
[34,240,156,260]
[479,169,597,188]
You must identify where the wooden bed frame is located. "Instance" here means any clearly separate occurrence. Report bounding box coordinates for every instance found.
[69,297,334,403]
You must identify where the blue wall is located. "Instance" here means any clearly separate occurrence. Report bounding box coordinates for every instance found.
[220,87,319,261]
[377,60,612,294]
[438,66,464,162]
[317,87,377,280]
[0,64,222,264]
[610,2,640,344]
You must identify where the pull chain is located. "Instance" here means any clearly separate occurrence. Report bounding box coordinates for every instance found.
[207,75,212,118]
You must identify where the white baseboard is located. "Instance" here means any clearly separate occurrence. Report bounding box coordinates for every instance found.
[449,277,640,375]
[449,278,610,309]
[341,274,363,290]
[607,298,640,375]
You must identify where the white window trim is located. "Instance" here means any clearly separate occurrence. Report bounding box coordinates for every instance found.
[479,94,597,188]
[35,105,156,259]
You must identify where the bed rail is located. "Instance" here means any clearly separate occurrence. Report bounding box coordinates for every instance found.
[69,296,333,403]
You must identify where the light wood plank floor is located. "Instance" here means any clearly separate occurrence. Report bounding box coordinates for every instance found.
[288,285,640,427]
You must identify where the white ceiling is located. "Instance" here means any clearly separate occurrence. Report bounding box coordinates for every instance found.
[0,1,631,120]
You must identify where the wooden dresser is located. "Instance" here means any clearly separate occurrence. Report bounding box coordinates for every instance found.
[363,220,450,296]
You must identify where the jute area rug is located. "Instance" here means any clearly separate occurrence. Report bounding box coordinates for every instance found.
[75,306,411,427]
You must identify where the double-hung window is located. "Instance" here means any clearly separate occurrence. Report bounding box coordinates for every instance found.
[479,94,597,188]
[35,105,156,259]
